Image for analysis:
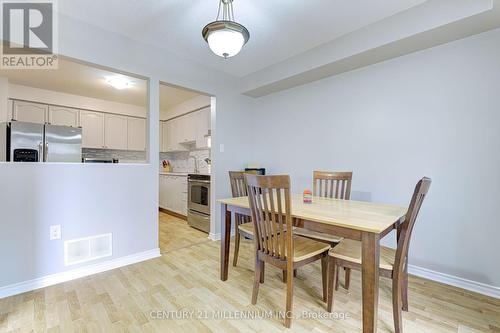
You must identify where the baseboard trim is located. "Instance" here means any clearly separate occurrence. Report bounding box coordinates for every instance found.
[0,248,161,299]
[159,208,187,220]
[208,231,235,241]
[408,264,500,299]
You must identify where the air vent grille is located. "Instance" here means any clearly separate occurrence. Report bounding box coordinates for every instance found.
[64,233,112,266]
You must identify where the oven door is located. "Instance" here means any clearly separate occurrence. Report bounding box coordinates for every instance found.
[188,180,210,215]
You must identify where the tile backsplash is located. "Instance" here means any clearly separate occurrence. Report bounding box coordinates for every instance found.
[83,148,147,163]
[160,149,210,174]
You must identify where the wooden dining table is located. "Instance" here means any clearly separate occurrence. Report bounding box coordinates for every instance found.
[218,194,407,333]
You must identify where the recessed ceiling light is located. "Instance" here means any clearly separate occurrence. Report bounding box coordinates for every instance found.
[105,76,132,90]
[202,0,249,59]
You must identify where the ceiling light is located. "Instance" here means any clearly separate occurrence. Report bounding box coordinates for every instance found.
[105,76,132,90]
[202,0,249,59]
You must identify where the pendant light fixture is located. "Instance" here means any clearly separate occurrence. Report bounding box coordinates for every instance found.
[202,0,250,59]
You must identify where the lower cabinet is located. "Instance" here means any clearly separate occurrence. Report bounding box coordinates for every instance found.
[159,175,188,216]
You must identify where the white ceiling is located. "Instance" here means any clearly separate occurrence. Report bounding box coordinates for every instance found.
[57,0,426,78]
[0,58,200,109]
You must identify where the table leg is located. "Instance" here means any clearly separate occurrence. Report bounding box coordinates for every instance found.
[361,232,380,333]
[220,204,231,281]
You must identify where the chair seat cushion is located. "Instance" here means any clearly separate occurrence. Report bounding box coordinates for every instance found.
[293,227,343,244]
[329,239,396,270]
[238,222,254,238]
[293,236,331,262]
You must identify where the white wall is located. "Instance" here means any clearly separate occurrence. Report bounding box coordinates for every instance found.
[0,13,254,292]
[160,95,211,120]
[248,28,500,289]
[0,77,8,122]
[7,83,147,118]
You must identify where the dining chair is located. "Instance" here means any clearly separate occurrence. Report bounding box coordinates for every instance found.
[246,174,330,328]
[228,171,253,267]
[326,177,431,333]
[294,171,353,285]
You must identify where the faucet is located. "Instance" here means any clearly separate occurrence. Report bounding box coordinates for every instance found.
[188,155,199,173]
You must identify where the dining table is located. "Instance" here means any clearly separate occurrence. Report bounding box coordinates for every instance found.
[218,194,408,333]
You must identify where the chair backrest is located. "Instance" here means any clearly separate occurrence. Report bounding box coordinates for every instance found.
[229,171,247,197]
[245,174,293,262]
[394,177,431,274]
[313,171,353,199]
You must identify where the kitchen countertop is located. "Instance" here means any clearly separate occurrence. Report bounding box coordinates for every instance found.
[159,172,211,176]
[159,172,188,176]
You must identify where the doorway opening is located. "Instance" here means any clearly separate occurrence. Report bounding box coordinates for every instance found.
[158,82,214,253]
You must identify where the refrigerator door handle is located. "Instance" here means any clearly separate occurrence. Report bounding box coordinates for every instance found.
[38,141,44,162]
[44,142,49,162]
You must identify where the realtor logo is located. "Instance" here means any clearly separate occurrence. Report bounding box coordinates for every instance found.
[1,0,58,69]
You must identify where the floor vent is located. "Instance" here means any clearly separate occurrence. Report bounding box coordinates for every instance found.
[64,233,112,266]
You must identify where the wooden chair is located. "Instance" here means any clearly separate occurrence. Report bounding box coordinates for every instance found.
[246,174,330,328]
[327,177,431,333]
[228,171,253,267]
[294,171,353,284]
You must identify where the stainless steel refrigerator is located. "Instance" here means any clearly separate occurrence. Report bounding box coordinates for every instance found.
[0,121,82,162]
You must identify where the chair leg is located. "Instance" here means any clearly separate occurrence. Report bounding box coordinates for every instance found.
[335,266,340,291]
[392,276,403,333]
[345,268,351,290]
[251,259,262,305]
[282,270,287,283]
[260,261,265,284]
[284,265,294,328]
[232,231,240,267]
[327,257,337,312]
[293,269,297,278]
[402,271,409,311]
[321,255,328,302]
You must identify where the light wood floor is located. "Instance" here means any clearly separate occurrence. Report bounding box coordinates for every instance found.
[1,212,499,332]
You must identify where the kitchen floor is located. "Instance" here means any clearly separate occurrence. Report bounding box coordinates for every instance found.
[1,212,498,332]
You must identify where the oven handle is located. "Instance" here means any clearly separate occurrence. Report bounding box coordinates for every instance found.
[188,180,211,184]
[188,210,210,219]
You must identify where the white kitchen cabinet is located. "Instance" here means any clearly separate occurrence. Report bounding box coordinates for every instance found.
[163,118,188,152]
[104,114,128,150]
[158,121,165,153]
[178,113,196,144]
[159,175,168,209]
[12,101,48,124]
[127,117,146,151]
[195,107,211,149]
[80,111,104,149]
[159,174,188,216]
[49,106,79,127]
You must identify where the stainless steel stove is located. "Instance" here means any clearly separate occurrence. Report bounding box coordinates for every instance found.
[187,174,210,233]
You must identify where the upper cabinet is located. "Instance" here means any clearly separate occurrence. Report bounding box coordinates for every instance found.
[178,112,196,144]
[127,117,146,151]
[12,101,48,124]
[10,99,147,152]
[195,107,211,149]
[48,106,79,127]
[160,108,211,152]
[80,111,104,149]
[104,114,128,150]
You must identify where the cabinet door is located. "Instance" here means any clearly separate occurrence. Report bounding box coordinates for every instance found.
[179,113,196,144]
[168,118,188,152]
[165,176,174,211]
[80,111,104,149]
[104,114,128,150]
[159,176,168,209]
[127,117,146,151]
[195,108,211,149]
[163,121,171,152]
[159,121,164,152]
[49,106,79,127]
[12,101,48,124]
